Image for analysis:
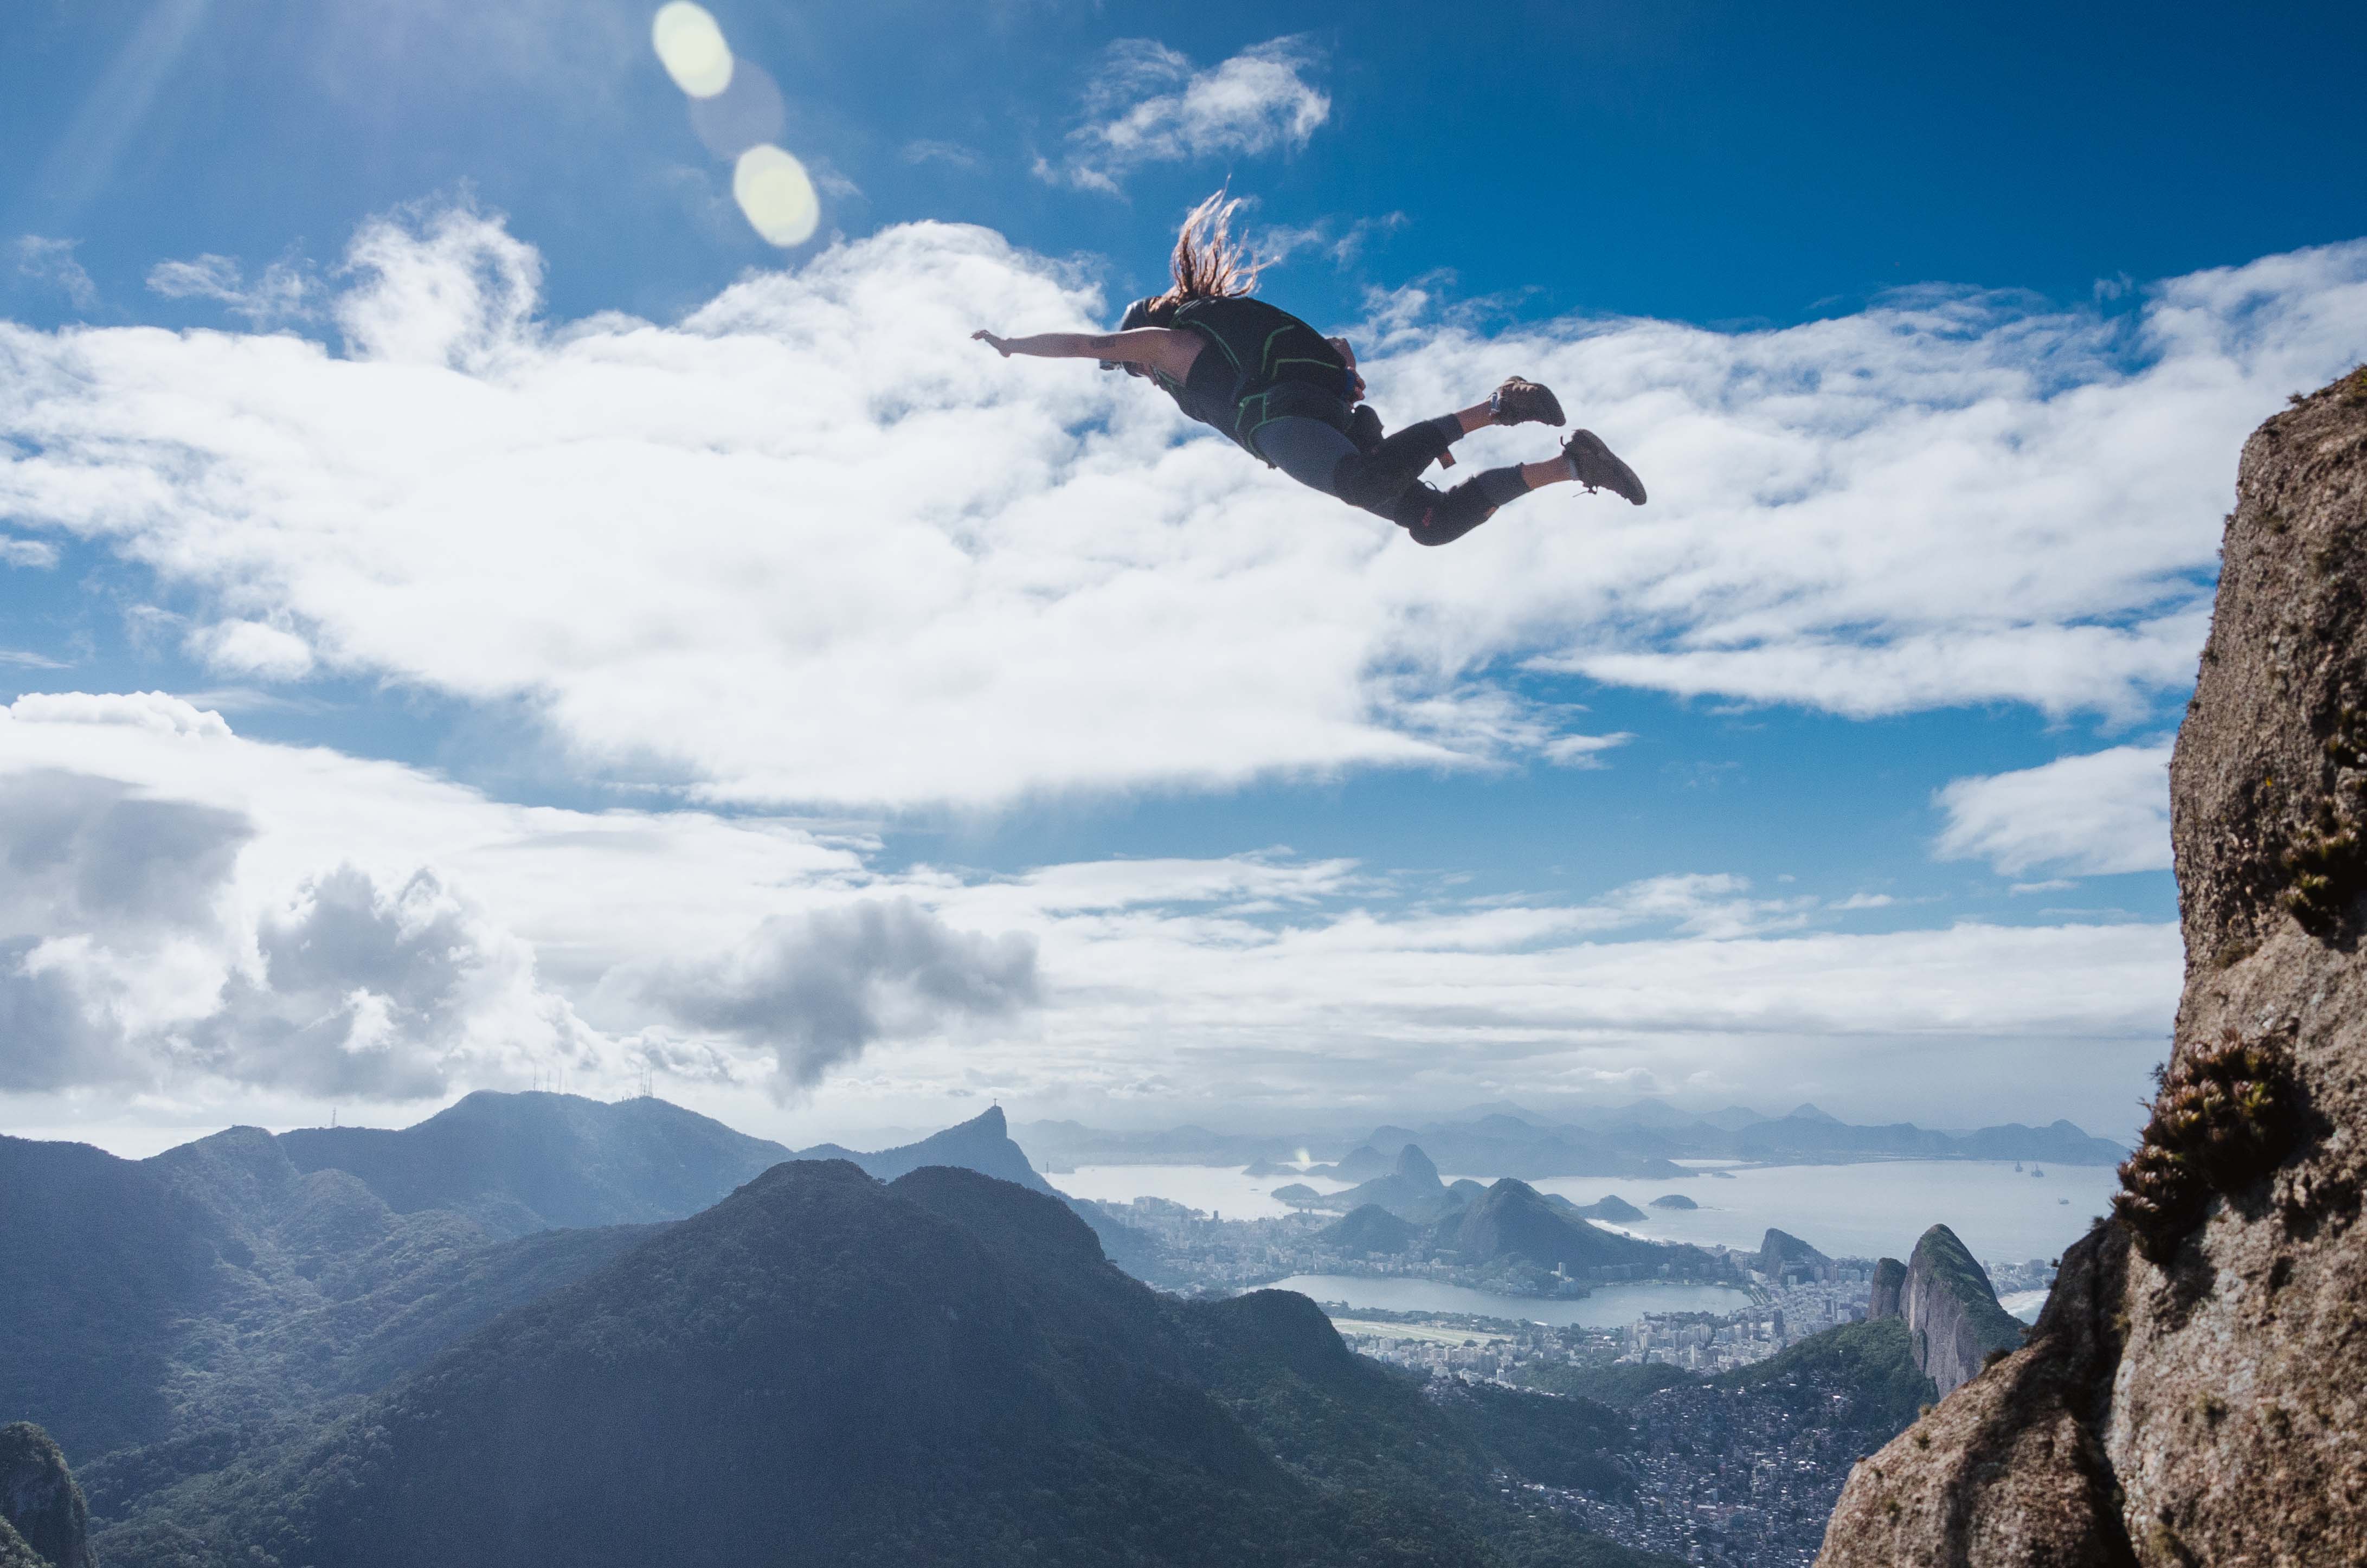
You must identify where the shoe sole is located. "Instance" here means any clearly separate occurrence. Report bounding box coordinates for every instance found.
[1495,378,1565,427]
[1566,429,1646,505]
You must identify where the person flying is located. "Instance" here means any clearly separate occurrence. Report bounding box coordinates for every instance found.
[973,192,1645,545]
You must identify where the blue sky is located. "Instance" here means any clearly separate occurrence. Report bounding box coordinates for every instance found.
[3,0,2364,1152]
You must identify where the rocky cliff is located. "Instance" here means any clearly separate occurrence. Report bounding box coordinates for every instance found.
[1819,367,2367,1566]
[0,1424,93,1568]
[1895,1224,2025,1397]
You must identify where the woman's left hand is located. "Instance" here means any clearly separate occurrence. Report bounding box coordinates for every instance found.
[971,330,1011,357]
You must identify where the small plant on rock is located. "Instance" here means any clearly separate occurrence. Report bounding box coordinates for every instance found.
[2114,1027,2299,1267]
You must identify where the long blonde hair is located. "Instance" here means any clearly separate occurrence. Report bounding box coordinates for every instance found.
[1149,190,1262,317]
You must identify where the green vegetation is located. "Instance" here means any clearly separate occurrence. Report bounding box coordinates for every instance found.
[0,1422,94,1568]
[2116,1027,2301,1265]
[1711,1318,1937,1429]
[1318,1203,1418,1252]
[0,1518,45,1568]
[1511,1361,1700,1409]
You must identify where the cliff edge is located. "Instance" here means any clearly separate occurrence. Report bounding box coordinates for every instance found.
[1819,367,2367,1566]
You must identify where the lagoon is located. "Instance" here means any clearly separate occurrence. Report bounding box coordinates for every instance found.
[1260,1274,1752,1327]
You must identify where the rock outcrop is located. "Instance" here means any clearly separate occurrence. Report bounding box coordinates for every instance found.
[1317,1143,1455,1219]
[1868,1256,1906,1320]
[1896,1224,2025,1397]
[1819,368,2367,1566]
[0,1424,94,1568]
[1757,1227,1835,1282]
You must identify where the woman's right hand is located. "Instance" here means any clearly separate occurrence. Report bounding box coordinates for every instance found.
[971,330,1011,357]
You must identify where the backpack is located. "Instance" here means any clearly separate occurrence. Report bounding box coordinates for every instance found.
[1169,297,1359,458]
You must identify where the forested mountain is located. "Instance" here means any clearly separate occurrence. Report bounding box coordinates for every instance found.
[278,1090,792,1236]
[87,1164,1675,1568]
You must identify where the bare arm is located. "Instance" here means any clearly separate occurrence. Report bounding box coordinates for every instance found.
[972,326,1198,380]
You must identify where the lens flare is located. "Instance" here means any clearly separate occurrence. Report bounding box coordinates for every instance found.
[733,144,819,247]
[651,2,732,99]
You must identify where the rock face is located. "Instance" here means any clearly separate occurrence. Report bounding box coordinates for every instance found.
[1896,1224,2025,1397]
[1868,1256,1906,1320]
[0,1424,94,1568]
[1757,1227,1835,1283]
[1819,369,2367,1566]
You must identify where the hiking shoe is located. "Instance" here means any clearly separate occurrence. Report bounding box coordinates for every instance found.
[1489,376,1565,427]
[1562,429,1646,505]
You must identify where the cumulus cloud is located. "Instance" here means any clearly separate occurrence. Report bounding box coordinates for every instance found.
[0,760,600,1098]
[1044,36,1330,193]
[1933,740,2175,877]
[192,864,599,1098]
[3,209,2361,817]
[627,899,1040,1094]
[11,237,97,309]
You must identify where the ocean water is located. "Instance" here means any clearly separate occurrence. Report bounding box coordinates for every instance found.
[1054,1159,2117,1265]
[1052,1163,1355,1220]
[1261,1274,1752,1327]
[1510,1160,2120,1265]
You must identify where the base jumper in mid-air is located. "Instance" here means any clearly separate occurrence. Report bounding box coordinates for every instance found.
[973,192,1645,545]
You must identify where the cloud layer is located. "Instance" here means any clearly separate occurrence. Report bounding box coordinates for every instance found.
[3,209,2361,815]
[0,697,2181,1133]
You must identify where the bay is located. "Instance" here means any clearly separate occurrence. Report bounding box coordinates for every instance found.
[1261,1273,1752,1327]
[1052,1162,1352,1220]
[1511,1159,2119,1263]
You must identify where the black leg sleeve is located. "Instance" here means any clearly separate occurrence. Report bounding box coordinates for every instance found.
[1393,465,1531,547]
[1329,416,1459,512]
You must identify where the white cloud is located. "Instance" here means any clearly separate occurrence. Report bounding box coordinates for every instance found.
[1044,36,1330,193]
[12,237,98,310]
[1933,740,2175,877]
[147,252,319,326]
[624,899,1039,1094]
[1,536,59,568]
[185,619,317,680]
[3,208,2363,813]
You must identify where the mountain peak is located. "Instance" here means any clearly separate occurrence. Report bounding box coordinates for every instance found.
[1786,1103,1842,1123]
[1392,1143,1440,1186]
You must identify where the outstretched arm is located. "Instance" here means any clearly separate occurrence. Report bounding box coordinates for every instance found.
[972,326,1197,379]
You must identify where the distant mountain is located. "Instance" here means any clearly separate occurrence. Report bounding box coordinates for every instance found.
[1432,1179,1699,1278]
[91,1165,1673,1568]
[1304,1144,1460,1220]
[1316,1204,1418,1254]
[0,1126,657,1461]
[1648,1193,1698,1210]
[1756,1228,1835,1282]
[1016,1102,2128,1178]
[797,1105,1055,1194]
[280,1090,790,1236]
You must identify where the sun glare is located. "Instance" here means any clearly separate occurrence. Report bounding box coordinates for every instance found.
[651,2,733,99]
[733,144,819,247]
